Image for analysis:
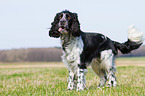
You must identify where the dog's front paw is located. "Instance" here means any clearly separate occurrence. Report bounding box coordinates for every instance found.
[77,83,84,91]
[76,68,88,91]
[67,82,76,90]
[77,82,87,91]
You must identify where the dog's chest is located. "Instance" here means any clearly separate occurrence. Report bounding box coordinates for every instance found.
[61,36,84,71]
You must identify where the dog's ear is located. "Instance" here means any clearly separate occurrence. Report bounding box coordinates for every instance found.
[49,13,60,38]
[70,13,81,37]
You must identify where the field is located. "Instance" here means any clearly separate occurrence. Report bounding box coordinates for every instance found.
[0,57,145,96]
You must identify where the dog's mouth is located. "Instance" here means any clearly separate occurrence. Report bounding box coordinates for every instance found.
[58,26,65,31]
[58,26,68,34]
[61,26,65,29]
[58,26,67,31]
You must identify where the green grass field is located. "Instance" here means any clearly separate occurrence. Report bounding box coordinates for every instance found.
[0,57,145,96]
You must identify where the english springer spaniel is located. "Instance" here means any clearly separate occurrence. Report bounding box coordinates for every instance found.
[49,10,144,91]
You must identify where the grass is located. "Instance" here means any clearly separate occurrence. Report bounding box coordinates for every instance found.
[0,57,145,96]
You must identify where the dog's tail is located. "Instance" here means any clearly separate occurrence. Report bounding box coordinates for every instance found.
[113,25,144,54]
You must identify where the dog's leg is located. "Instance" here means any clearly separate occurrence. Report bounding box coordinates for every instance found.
[97,69,108,88]
[67,70,76,90]
[91,58,108,87]
[107,66,117,87]
[76,67,87,91]
[98,49,117,87]
[106,55,117,87]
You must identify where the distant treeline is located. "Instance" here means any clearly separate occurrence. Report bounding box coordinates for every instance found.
[0,46,145,62]
[0,48,62,62]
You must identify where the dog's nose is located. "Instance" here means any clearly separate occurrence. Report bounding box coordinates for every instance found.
[60,20,66,25]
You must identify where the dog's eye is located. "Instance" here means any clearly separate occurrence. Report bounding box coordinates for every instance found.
[59,17,62,19]
[68,17,71,19]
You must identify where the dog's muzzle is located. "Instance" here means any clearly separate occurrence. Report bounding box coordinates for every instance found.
[58,20,68,34]
[58,27,68,34]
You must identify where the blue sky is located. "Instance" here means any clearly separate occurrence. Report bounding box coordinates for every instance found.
[0,0,145,50]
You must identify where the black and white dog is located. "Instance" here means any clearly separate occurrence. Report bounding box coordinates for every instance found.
[49,10,144,91]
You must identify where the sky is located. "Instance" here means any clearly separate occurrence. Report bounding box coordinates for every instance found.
[0,0,145,50]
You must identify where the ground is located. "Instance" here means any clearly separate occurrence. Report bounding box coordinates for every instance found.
[0,57,145,96]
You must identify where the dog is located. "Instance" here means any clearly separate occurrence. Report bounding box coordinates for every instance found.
[49,10,144,91]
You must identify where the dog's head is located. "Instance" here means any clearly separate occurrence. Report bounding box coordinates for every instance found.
[49,10,81,38]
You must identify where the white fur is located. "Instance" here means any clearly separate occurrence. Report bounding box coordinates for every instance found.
[61,36,84,74]
[91,49,114,74]
[128,25,144,43]
[91,49,116,87]
[67,71,75,90]
[100,49,114,71]
[77,68,87,91]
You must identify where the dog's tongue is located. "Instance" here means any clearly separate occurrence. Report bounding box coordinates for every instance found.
[58,27,68,34]
[58,28,65,32]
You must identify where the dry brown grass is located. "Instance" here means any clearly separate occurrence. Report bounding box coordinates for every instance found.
[0,59,145,69]
[0,62,65,68]
[116,60,145,66]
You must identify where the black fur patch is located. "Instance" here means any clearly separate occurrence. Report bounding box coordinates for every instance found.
[113,40,142,54]
[80,32,115,64]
